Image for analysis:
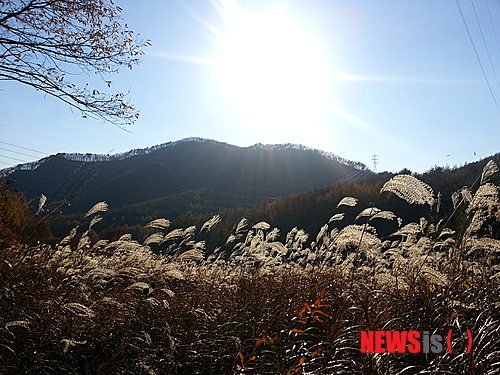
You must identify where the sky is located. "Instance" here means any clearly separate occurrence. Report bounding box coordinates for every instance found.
[1,0,500,173]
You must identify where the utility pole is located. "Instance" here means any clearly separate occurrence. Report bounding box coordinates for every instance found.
[371,154,379,172]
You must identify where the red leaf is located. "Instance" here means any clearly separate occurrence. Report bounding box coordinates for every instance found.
[255,340,263,350]
[311,316,325,323]
[303,302,312,313]
[298,306,306,318]
[314,310,330,318]
[261,331,269,343]
[312,348,323,358]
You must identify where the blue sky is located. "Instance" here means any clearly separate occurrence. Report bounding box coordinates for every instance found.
[1,0,500,173]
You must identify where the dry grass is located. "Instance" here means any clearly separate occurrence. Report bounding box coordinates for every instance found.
[1,162,499,374]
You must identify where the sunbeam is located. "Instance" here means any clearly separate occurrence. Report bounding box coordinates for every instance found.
[212,0,330,135]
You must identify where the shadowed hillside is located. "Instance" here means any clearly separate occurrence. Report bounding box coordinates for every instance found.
[3,138,370,223]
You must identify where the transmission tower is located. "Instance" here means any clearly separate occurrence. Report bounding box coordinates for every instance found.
[371,154,379,172]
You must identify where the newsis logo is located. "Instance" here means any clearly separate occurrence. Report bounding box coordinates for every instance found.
[360,330,473,354]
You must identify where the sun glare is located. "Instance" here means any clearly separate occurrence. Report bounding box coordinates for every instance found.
[215,2,330,135]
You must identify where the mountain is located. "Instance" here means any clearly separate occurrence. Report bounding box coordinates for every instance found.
[3,138,371,224]
[167,153,500,251]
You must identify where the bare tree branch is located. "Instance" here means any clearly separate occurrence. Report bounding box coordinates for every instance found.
[0,0,149,127]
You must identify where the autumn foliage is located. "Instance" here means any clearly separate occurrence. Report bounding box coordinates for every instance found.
[1,163,499,374]
[0,179,51,249]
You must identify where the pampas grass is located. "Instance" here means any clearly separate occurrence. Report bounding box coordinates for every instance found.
[1,167,499,374]
[84,201,108,218]
[381,174,435,206]
[337,196,358,208]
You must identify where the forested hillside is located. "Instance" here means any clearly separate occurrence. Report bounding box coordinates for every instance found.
[154,154,500,254]
[3,138,369,227]
[3,139,499,248]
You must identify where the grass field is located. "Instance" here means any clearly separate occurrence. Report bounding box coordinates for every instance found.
[1,164,499,374]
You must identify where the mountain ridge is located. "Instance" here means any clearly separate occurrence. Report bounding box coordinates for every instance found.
[0,137,367,176]
[4,138,371,222]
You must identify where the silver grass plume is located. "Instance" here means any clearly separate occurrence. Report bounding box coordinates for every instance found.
[420,217,428,233]
[194,240,206,251]
[481,160,499,185]
[161,229,184,243]
[380,174,434,206]
[465,183,500,235]
[5,320,31,329]
[127,282,150,291]
[253,221,271,230]
[179,227,196,245]
[316,224,329,245]
[226,218,251,245]
[266,228,280,242]
[355,207,381,221]
[421,266,448,286]
[370,210,398,221]
[465,238,500,260]
[452,187,473,209]
[333,224,381,258]
[337,196,358,208]
[235,218,250,234]
[118,233,132,241]
[451,191,460,210]
[391,223,422,246]
[285,227,309,250]
[201,215,221,232]
[329,213,345,222]
[84,201,108,218]
[59,226,79,246]
[89,215,102,229]
[286,227,299,247]
[114,241,141,252]
[144,218,171,230]
[178,248,205,261]
[77,235,91,251]
[225,234,237,245]
[144,232,164,245]
[37,194,46,214]
[438,228,456,238]
[392,223,422,237]
[467,183,499,216]
[268,242,287,256]
[295,230,309,250]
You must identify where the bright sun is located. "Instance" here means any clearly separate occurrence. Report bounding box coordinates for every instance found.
[215,2,330,135]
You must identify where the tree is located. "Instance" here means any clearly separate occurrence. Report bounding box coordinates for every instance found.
[0,178,52,248]
[0,0,149,127]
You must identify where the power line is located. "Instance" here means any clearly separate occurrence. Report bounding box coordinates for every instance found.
[0,146,40,159]
[469,0,500,90]
[455,0,500,114]
[0,154,30,163]
[0,122,84,151]
[484,0,500,62]
[0,140,48,155]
